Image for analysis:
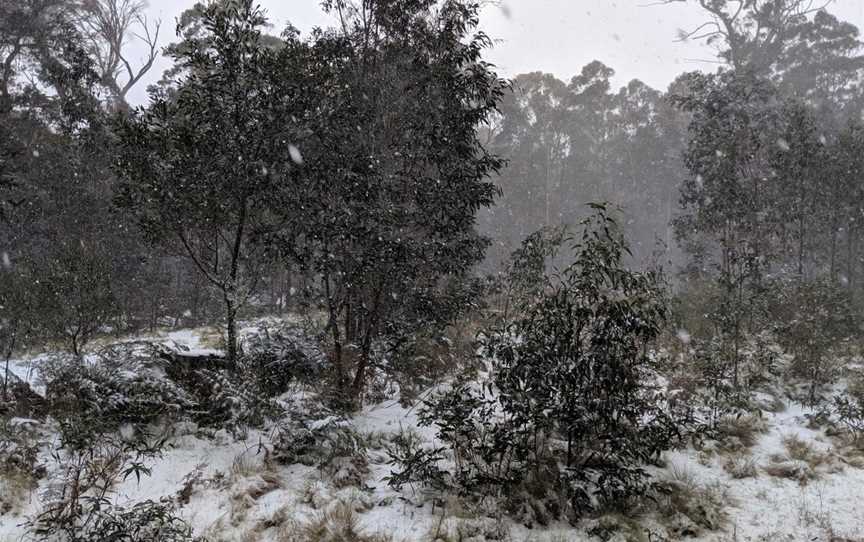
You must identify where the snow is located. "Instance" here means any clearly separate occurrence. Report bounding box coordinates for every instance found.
[4,391,864,541]
[4,326,864,541]
[661,400,864,541]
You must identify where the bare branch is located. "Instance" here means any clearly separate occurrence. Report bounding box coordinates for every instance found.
[74,0,161,109]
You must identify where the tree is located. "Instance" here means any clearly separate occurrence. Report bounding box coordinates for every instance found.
[672,70,786,387]
[115,0,299,362]
[149,0,284,93]
[420,204,676,519]
[482,72,571,266]
[664,0,836,74]
[274,0,505,403]
[74,0,161,110]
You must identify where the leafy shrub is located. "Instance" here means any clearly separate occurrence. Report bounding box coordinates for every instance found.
[31,497,192,542]
[29,422,168,540]
[240,322,327,397]
[833,375,864,439]
[384,427,448,492]
[0,417,46,514]
[771,277,857,404]
[273,402,369,488]
[40,348,195,439]
[834,394,864,435]
[189,368,281,430]
[665,329,780,445]
[412,205,680,522]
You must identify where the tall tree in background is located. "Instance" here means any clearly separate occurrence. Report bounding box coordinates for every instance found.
[481,72,570,266]
[480,62,688,270]
[666,1,864,115]
[665,0,838,74]
[74,0,161,110]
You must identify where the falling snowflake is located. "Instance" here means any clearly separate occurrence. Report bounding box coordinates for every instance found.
[288,144,304,165]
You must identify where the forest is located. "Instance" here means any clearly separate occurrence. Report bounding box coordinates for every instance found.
[3,0,864,541]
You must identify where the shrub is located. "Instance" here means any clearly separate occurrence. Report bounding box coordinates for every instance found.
[40,348,195,439]
[291,501,391,542]
[413,205,680,522]
[713,413,768,452]
[273,404,369,488]
[771,277,857,404]
[189,367,281,430]
[653,466,730,537]
[384,426,449,493]
[28,423,168,539]
[31,498,192,542]
[723,453,758,478]
[240,323,327,397]
[833,376,864,438]
[0,417,46,514]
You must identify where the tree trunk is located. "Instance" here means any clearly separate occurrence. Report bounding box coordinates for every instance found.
[224,294,238,363]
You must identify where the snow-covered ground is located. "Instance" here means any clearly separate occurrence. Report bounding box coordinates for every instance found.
[3,326,864,541]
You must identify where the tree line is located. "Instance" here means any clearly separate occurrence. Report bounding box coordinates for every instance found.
[1,0,503,404]
[5,0,864,406]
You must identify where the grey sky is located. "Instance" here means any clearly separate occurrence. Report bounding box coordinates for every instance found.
[128,0,864,105]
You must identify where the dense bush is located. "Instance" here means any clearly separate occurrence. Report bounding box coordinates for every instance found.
[0,418,46,515]
[833,374,864,437]
[405,205,679,523]
[770,277,857,403]
[40,346,195,438]
[240,322,327,397]
[189,368,282,430]
[30,496,192,542]
[273,400,369,488]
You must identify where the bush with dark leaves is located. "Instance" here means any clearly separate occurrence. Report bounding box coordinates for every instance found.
[40,348,195,437]
[240,323,327,397]
[410,205,679,523]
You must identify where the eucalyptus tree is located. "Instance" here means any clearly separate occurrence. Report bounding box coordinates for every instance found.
[276,0,506,402]
[115,0,301,362]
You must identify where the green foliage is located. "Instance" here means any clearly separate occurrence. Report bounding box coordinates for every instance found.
[115,0,298,362]
[41,349,195,439]
[239,323,327,398]
[0,418,45,514]
[190,368,281,430]
[384,427,449,492]
[414,204,677,521]
[832,375,864,436]
[271,0,506,401]
[771,277,857,402]
[30,497,192,542]
[273,402,369,487]
[29,420,169,540]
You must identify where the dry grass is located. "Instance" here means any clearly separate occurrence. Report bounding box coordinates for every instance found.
[763,458,816,483]
[0,472,35,515]
[762,434,838,484]
[723,453,759,479]
[278,501,392,542]
[714,413,769,453]
[783,434,828,466]
[653,464,731,538]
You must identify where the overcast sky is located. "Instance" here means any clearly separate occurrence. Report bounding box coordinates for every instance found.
[127,0,864,105]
